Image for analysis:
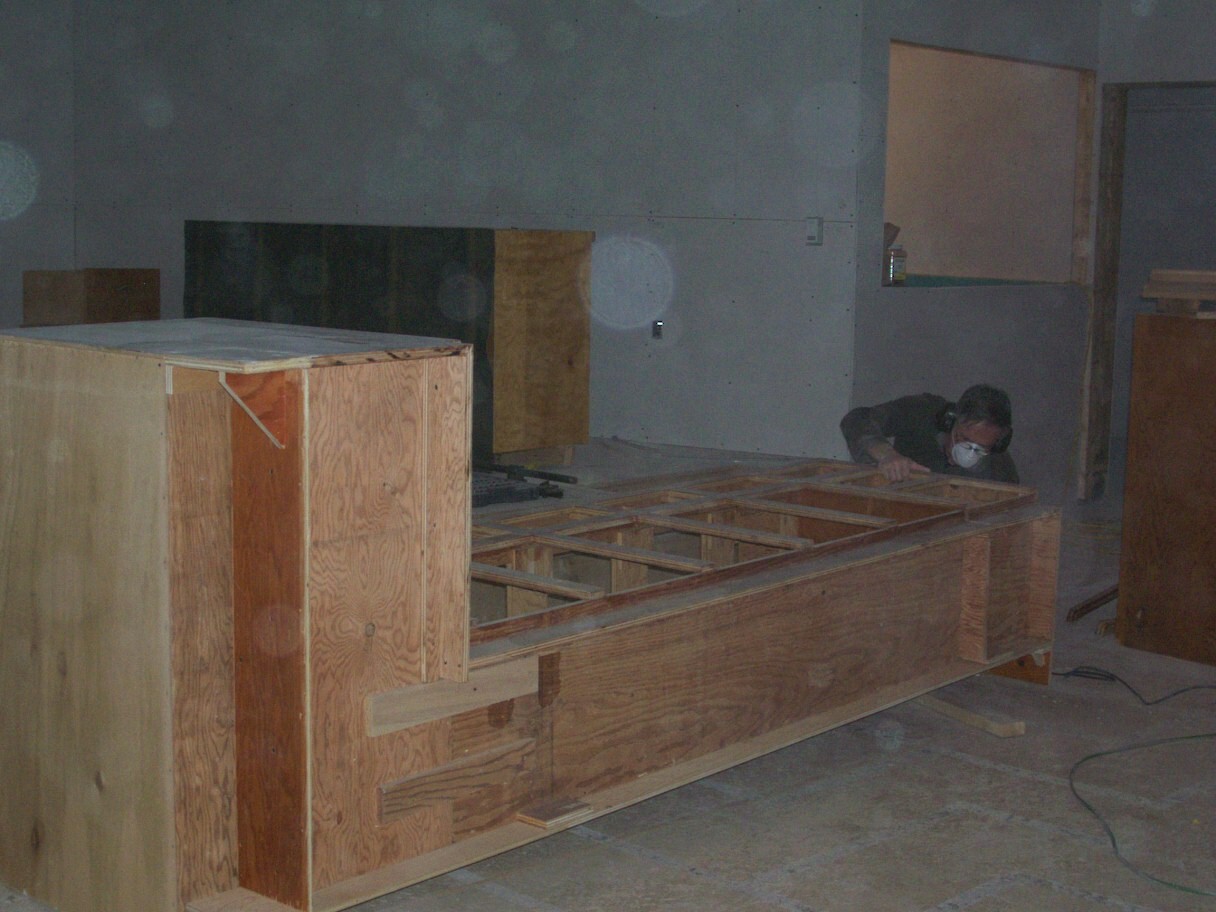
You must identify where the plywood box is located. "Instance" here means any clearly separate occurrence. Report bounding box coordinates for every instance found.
[0,320,471,912]
[0,320,1057,912]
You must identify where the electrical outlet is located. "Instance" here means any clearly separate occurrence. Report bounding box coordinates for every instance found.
[805,216,824,246]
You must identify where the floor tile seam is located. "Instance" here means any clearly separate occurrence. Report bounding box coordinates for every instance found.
[567,824,824,912]
[922,871,1170,912]
[673,753,901,819]
[437,867,571,912]
[740,794,1171,888]
[945,799,1107,847]
[585,760,899,835]
[923,744,1185,812]
[745,805,961,885]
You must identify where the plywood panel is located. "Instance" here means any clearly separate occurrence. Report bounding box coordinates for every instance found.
[309,359,452,889]
[168,368,238,906]
[424,351,472,683]
[549,539,965,797]
[1117,315,1216,664]
[491,230,593,453]
[231,370,308,909]
[0,342,176,912]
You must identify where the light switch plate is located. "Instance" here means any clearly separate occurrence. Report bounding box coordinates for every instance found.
[805,216,824,246]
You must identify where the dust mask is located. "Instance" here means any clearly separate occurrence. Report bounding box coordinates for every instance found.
[951,442,986,469]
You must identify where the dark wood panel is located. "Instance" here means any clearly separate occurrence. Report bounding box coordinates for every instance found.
[1117,315,1216,664]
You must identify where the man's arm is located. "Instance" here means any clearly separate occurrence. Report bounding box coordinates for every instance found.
[840,399,932,481]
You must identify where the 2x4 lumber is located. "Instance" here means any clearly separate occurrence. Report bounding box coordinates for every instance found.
[472,505,1055,661]
[533,533,715,574]
[636,514,814,550]
[471,563,606,600]
[516,799,594,829]
[231,369,309,911]
[762,482,964,523]
[913,693,1026,738]
[423,351,473,682]
[724,496,892,528]
[1065,582,1118,623]
[367,655,540,737]
[1142,268,1216,303]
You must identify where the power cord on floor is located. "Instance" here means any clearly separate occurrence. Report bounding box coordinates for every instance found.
[1054,663,1216,705]
[1055,664,1216,897]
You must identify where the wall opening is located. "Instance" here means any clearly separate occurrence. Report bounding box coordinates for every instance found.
[883,42,1093,287]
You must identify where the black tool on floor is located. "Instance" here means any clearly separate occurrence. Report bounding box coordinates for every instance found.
[471,462,577,508]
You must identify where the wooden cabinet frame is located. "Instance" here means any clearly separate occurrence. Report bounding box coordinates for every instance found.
[0,320,1057,912]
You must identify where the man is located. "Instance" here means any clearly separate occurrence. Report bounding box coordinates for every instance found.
[840,384,1017,484]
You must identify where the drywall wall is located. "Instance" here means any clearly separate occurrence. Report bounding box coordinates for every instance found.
[1105,84,1216,503]
[884,43,1083,283]
[1100,0,1216,83]
[0,1,75,327]
[8,1,1213,479]
[1,0,864,460]
[852,0,1100,503]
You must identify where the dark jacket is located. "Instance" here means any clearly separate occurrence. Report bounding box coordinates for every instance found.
[840,393,1019,483]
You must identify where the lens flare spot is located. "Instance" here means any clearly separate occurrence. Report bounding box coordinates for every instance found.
[0,141,39,220]
[590,236,675,330]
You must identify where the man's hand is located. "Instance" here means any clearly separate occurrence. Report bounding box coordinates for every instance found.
[876,452,931,482]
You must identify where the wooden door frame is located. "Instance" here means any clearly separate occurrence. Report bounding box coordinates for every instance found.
[1077,81,1216,500]
[1076,82,1128,500]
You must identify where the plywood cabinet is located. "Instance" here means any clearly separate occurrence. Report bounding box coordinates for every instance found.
[1117,313,1216,665]
[184,223,591,458]
[0,320,471,912]
[2,319,1058,912]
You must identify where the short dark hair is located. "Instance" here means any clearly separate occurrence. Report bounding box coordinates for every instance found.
[956,384,1011,431]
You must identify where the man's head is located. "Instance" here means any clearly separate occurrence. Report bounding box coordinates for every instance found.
[944,385,1013,467]
[956,384,1012,433]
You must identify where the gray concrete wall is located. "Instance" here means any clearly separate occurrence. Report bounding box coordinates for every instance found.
[1100,0,1216,82]
[5,1,1215,493]
[1094,5,1216,504]
[1,0,864,460]
[1106,85,1216,503]
[851,1,1101,504]
[0,1,75,323]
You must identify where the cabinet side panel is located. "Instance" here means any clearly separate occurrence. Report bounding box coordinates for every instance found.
[0,341,176,912]
[491,230,592,453]
[168,369,238,906]
[232,370,309,909]
[549,539,967,797]
[1117,316,1216,664]
[425,350,472,682]
[310,360,453,888]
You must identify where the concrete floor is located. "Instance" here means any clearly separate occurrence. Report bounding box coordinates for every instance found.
[4,440,1214,912]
